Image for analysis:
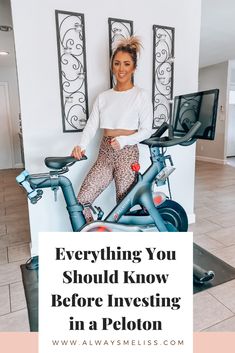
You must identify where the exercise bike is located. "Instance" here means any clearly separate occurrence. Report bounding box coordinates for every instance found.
[16,119,215,283]
[16,121,200,233]
[18,122,216,286]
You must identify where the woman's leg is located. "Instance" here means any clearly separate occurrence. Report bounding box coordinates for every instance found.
[113,145,139,203]
[78,138,114,222]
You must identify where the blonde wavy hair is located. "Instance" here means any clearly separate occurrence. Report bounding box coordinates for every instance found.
[111,35,142,68]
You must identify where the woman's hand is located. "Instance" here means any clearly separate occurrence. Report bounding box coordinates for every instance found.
[110,138,121,150]
[71,146,85,160]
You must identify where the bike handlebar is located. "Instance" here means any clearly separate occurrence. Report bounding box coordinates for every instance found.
[141,121,201,148]
[150,122,169,138]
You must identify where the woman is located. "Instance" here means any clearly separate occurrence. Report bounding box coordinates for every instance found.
[71,36,153,222]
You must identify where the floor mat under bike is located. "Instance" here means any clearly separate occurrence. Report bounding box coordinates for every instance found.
[21,264,38,332]
[193,243,235,294]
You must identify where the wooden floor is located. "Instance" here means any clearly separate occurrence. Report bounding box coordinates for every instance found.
[0,168,31,331]
[0,161,234,331]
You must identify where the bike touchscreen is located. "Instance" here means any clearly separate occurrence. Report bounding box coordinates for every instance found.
[172,88,219,140]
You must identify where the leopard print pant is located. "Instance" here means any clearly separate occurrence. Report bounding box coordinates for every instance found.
[78,136,139,222]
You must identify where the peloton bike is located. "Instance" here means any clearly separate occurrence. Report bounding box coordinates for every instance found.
[16,89,219,283]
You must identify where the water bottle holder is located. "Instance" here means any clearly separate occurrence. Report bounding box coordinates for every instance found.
[155,166,175,182]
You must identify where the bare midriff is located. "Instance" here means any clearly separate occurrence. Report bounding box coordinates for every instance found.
[103,128,137,138]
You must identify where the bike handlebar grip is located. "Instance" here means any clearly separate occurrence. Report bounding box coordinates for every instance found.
[180,138,197,147]
[16,170,29,183]
[185,121,201,140]
[168,125,174,139]
[168,121,201,146]
[151,122,169,138]
[174,121,201,145]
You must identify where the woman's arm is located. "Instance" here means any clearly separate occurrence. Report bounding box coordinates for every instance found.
[79,96,100,150]
[71,96,100,159]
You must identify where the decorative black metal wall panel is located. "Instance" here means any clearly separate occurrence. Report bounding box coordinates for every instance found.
[108,18,133,88]
[152,25,175,128]
[55,10,89,132]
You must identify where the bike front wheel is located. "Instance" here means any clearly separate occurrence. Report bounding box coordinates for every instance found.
[157,199,188,232]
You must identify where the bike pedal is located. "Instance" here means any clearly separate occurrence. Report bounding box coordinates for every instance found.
[83,203,97,215]
[94,206,104,220]
[156,166,175,181]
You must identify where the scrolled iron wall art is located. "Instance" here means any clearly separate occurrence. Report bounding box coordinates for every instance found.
[55,10,89,132]
[152,25,175,128]
[108,18,133,88]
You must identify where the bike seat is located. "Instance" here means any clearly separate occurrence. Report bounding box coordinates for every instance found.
[45,156,87,170]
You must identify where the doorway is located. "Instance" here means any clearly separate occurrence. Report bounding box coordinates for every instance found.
[0,82,14,169]
[0,0,22,170]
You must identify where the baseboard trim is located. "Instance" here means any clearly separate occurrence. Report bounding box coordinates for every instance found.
[188,213,195,225]
[196,156,226,165]
[15,163,24,168]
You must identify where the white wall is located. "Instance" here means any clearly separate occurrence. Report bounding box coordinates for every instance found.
[198,61,229,163]
[227,67,235,157]
[11,0,201,255]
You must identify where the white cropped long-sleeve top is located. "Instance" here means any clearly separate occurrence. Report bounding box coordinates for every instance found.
[79,86,153,150]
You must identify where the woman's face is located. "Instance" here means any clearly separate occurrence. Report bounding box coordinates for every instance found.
[112,51,135,87]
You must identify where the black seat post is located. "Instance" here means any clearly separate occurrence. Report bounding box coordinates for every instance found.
[59,176,86,231]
